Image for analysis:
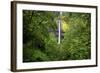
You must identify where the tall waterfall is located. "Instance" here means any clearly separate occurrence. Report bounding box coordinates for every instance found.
[58,12,62,44]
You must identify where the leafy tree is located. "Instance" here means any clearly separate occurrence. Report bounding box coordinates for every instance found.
[23,10,91,62]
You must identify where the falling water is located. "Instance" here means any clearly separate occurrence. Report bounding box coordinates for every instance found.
[58,12,62,44]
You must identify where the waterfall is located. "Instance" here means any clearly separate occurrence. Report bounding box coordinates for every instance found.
[58,12,62,44]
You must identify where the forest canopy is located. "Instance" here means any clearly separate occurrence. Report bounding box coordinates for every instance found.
[23,10,91,62]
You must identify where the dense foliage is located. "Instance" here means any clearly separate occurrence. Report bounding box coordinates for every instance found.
[23,10,91,62]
